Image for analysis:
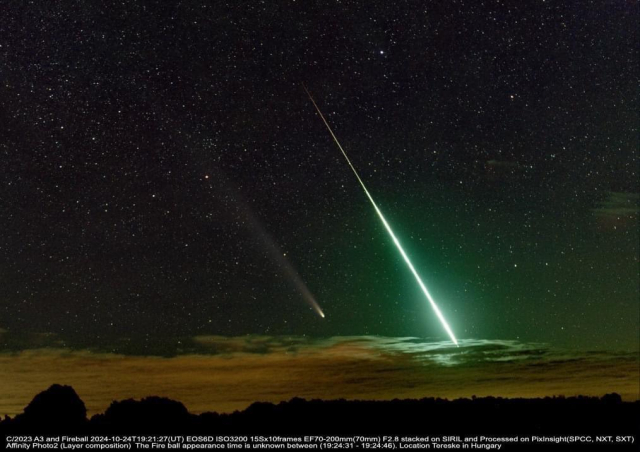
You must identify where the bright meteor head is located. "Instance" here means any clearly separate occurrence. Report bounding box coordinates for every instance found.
[304,85,458,346]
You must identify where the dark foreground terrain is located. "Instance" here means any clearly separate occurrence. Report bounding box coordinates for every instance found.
[1,385,638,449]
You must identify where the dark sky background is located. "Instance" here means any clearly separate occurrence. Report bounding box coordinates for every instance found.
[1,0,637,353]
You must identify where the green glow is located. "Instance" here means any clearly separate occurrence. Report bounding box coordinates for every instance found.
[361,189,459,346]
[304,86,459,346]
[302,85,458,346]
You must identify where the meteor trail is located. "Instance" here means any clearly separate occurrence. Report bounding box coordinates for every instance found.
[303,85,458,346]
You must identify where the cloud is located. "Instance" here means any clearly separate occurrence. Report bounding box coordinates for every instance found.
[189,335,564,366]
[0,336,637,418]
[191,335,331,355]
[593,191,639,217]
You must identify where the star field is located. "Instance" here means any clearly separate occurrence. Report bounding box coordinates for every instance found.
[0,0,637,351]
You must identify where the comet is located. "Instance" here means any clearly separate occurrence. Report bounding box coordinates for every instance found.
[206,167,325,319]
[304,85,458,346]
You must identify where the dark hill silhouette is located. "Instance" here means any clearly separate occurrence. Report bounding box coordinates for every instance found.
[6,384,87,432]
[1,385,638,449]
[91,396,193,432]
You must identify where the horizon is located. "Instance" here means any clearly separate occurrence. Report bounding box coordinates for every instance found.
[1,335,637,417]
[6,382,638,419]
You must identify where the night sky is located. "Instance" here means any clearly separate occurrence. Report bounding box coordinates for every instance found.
[1,0,638,411]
